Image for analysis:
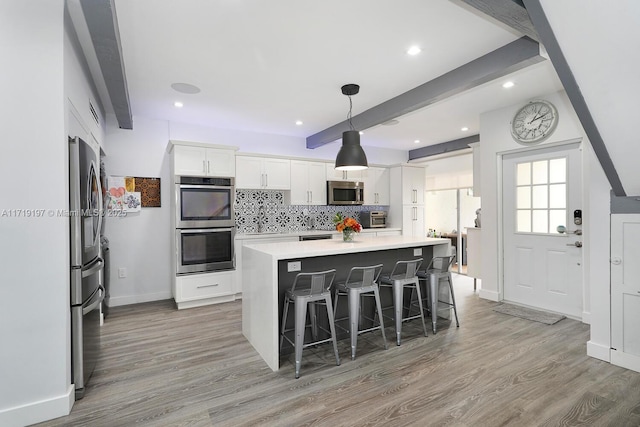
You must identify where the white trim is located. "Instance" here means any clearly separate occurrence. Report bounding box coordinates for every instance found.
[479,288,500,301]
[581,310,590,324]
[0,385,74,427]
[611,349,640,373]
[108,291,172,307]
[587,341,610,362]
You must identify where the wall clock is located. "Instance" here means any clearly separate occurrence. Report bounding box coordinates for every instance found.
[510,99,558,144]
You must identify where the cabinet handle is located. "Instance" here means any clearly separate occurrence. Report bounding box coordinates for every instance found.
[203,160,206,173]
[197,284,219,288]
[207,160,211,174]
[413,207,417,221]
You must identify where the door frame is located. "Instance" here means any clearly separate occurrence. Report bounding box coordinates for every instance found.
[497,138,583,303]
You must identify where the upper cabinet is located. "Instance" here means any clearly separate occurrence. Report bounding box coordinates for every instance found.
[400,165,425,205]
[362,167,390,205]
[236,156,291,190]
[326,164,362,182]
[172,144,236,177]
[290,160,327,205]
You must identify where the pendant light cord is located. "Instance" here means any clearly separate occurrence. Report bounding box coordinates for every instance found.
[347,95,354,130]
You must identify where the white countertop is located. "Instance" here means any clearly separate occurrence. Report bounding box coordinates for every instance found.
[243,235,449,259]
[235,228,401,241]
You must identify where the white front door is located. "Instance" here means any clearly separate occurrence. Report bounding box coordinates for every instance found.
[611,214,640,373]
[502,143,583,318]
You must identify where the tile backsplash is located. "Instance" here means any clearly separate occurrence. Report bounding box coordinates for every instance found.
[235,189,386,233]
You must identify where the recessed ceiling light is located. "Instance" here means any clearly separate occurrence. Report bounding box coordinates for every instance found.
[502,81,515,89]
[171,83,201,94]
[414,139,420,144]
[174,101,184,108]
[295,120,303,126]
[461,127,469,132]
[359,131,364,135]
[407,46,422,56]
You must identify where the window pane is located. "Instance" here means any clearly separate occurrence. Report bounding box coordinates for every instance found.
[517,210,531,232]
[517,162,531,185]
[517,187,531,209]
[549,209,566,233]
[532,210,548,233]
[549,158,566,183]
[532,160,548,184]
[532,185,548,209]
[549,184,566,208]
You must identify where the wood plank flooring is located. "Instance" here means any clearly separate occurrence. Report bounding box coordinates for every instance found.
[36,275,640,427]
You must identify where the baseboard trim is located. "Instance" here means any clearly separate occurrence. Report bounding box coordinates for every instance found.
[587,340,610,362]
[109,291,172,307]
[611,349,640,373]
[581,310,591,324]
[0,384,74,427]
[479,289,500,301]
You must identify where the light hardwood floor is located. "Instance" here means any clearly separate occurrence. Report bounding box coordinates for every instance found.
[37,275,640,427]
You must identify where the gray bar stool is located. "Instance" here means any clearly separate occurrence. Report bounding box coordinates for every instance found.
[417,255,459,334]
[333,264,388,360]
[379,258,427,346]
[279,269,340,379]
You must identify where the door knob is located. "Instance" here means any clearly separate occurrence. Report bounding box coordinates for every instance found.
[566,241,582,248]
[611,257,622,265]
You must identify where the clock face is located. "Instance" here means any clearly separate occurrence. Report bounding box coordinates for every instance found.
[510,100,558,144]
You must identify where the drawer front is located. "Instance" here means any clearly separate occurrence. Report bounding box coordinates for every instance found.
[177,272,234,301]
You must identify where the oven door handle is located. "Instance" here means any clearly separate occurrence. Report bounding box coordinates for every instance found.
[178,227,234,234]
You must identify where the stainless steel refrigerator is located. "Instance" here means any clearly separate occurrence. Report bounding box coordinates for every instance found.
[69,136,104,399]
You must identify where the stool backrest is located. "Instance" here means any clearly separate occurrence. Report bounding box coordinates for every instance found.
[426,255,456,274]
[290,269,336,296]
[344,264,384,288]
[389,258,423,280]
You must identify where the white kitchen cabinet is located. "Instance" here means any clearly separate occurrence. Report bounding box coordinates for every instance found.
[236,156,291,190]
[326,164,363,182]
[174,270,236,309]
[400,166,425,204]
[389,165,426,237]
[290,160,327,205]
[173,145,236,177]
[363,167,390,205]
[402,205,425,237]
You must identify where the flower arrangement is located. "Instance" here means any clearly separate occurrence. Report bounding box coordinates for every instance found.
[333,213,362,241]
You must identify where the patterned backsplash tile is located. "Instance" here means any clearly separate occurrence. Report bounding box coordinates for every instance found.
[235,189,386,233]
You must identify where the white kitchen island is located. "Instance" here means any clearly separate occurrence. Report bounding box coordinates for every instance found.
[242,235,450,371]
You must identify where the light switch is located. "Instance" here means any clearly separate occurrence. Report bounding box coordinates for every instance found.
[118,267,127,278]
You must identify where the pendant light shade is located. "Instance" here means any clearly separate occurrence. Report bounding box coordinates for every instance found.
[335,130,368,171]
[335,83,368,171]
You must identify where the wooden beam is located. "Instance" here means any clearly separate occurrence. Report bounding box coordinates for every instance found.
[80,0,133,129]
[306,37,543,149]
[452,0,540,42]
[409,134,479,161]
[523,0,626,196]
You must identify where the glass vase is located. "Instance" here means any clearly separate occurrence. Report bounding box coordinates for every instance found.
[342,229,355,242]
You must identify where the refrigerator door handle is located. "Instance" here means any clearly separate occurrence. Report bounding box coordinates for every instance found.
[83,286,104,315]
[82,258,104,278]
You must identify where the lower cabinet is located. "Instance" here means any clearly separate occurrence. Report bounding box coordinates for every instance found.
[174,270,236,309]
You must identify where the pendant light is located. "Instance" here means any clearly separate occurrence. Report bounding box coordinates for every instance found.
[335,84,368,171]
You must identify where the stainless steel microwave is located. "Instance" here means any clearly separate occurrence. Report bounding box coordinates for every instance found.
[327,180,364,205]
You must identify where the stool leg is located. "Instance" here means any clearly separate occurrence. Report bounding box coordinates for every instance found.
[324,295,341,367]
[309,302,318,341]
[348,289,360,360]
[429,274,439,334]
[393,281,403,346]
[372,286,388,350]
[280,295,290,351]
[413,279,428,337]
[294,298,308,379]
[448,272,460,327]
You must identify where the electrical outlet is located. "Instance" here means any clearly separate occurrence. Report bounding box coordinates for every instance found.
[287,261,301,272]
[118,267,127,278]
[413,248,422,256]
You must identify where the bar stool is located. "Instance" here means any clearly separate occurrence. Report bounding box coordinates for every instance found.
[279,269,340,379]
[333,264,388,360]
[417,255,459,334]
[379,258,427,346]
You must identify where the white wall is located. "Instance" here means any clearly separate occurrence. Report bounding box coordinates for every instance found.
[0,2,72,426]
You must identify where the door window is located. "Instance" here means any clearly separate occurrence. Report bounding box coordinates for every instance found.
[515,157,567,234]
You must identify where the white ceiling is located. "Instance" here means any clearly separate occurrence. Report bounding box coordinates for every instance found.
[112,0,564,153]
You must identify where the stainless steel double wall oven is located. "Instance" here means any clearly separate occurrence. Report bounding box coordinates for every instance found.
[175,176,235,274]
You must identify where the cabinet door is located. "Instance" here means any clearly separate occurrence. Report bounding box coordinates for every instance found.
[263,158,291,190]
[174,145,207,176]
[236,157,264,189]
[290,160,310,204]
[206,148,236,177]
[402,167,425,204]
[326,163,345,181]
[402,205,425,237]
[375,167,390,205]
[307,162,327,205]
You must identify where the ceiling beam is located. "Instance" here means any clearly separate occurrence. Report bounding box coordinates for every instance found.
[409,134,479,161]
[80,0,133,129]
[306,37,544,149]
[451,0,539,42]
[523,0,625,197]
